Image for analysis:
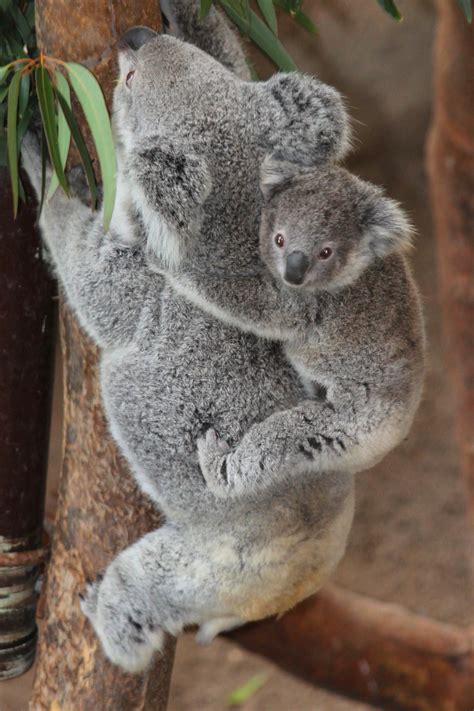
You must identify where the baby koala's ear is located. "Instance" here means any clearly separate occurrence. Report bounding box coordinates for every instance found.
[361,191,414,258]
[259,73,351,167]
[259,155,302,200]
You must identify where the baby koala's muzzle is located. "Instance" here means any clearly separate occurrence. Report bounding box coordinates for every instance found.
[284,251,310,285]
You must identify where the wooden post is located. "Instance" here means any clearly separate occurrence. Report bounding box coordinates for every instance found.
[427,0,474,540]
[30,2,176,709]
[0,175,55,679]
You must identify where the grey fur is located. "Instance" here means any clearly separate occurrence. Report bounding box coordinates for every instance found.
[171,163,425,497]
[20,0,379,672]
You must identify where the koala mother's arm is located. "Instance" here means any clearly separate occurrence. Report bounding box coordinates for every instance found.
[21,133,158,350]
[198,379,416,498]
[161,0,251,80]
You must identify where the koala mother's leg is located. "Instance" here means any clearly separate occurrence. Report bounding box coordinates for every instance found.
[80,523,245,672]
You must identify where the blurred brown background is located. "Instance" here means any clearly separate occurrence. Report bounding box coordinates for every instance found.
[2,1,472,709]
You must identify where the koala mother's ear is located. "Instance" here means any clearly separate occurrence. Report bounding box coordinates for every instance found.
[258,73,351,167]
[360,188,414,258]
[131,137,212,268]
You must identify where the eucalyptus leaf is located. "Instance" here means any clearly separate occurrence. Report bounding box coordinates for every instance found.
[257,0,278,35]
[376,0,402,21]
[7,69,21,216]
[47,71,71,200]
[16,101,33,150]
[227,674,268,707]
[199,0,213,19]
[456,0,472,22]
[274,0,315,33]
[56,88,97,209]
[220,1,297,70]
[8,3,32,45]
[66,61,116,230]
[293,9,316,34]
[19,72,30,117]
[35,65,69,194]
[0,64,12,83]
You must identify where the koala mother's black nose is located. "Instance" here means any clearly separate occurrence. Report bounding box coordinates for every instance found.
[284,251,310,285]
[119,26,160,51]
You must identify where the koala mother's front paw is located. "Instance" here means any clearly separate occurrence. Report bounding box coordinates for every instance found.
[197,428,233,497]
[80,571,165,673]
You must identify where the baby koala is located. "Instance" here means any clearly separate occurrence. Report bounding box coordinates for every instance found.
[169,159,426,497]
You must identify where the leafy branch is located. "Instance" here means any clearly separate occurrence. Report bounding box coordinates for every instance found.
[0,0,116,229]
[1,0,471,229]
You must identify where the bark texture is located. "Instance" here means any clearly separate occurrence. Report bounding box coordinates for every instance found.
[30,2,176,709]
[427,1,474,537]
[230,585,474,711]
[0,175,54,679]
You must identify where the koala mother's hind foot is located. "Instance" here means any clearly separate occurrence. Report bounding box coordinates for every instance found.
[80,574,166,673]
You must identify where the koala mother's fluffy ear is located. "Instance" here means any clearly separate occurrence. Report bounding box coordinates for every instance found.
[258,73,351,167]
[360,189,414,258]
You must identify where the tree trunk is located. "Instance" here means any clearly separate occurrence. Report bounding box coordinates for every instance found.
[30,2,176,709]
[427,2,474,542]
[0,175,54,679]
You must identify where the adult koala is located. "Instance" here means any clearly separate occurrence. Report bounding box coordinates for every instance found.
[22,1,354,672]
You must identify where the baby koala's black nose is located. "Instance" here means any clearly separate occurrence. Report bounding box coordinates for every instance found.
[119,26,160,51]
[284,251,310,285]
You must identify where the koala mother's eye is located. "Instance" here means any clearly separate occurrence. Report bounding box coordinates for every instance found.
[274,233,285,248]
[318,247,333,260]
[125,70,135,88]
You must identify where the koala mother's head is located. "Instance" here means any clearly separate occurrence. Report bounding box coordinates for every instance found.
[112,25,353,270]
[259,160,413,292]
[113,26,231,148]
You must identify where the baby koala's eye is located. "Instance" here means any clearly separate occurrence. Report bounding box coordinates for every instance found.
[274,233,285,248]
[318,247,333,260]
[126,70,135,88]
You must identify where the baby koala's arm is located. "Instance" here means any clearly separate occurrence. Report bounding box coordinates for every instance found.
[21,132,158,349]
[170,265,310,340]
[198,374,417,498]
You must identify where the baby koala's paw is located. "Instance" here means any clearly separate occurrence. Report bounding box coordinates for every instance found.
[197,428,232,498]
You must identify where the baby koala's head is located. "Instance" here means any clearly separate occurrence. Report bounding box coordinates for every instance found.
[259,158,413,292]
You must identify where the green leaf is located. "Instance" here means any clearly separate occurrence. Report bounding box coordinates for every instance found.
[56,87,97,209]
[0,64,12,83]
[220,1,297,70]
[227,674,268,707]
[19,72,30,117]
[8,3,32,45]
[456,0,472,22]
[37,125,48,218]
[66,61,116,231]
[293,8,316,33]
[7,69,22,216]
[36,65,69,195]
[0,85,8,103]
[47,71,71,200]
[274,0,316,33]
[199,0,213,19]
[376,0,402,21]
[257,0,278,35]
[16,101,33,150]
